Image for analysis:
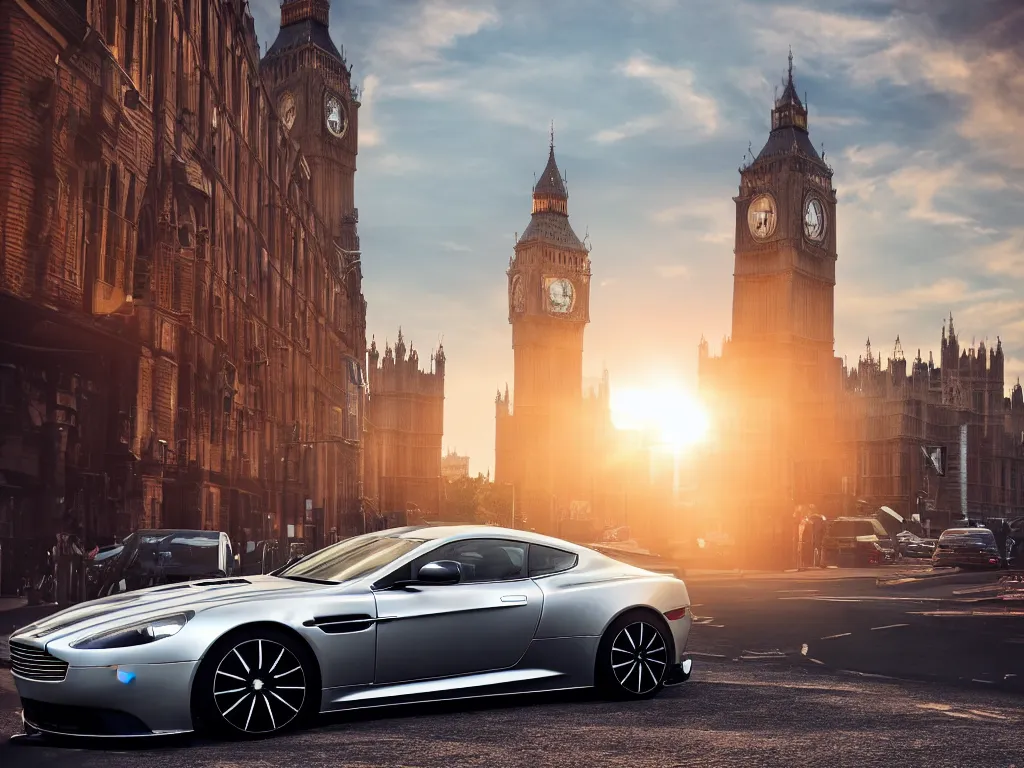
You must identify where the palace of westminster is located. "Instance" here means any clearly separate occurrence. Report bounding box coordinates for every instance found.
[0,0,1021,581]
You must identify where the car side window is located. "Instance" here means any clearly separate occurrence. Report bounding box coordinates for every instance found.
[377,539,529,587]
[528,544,578,577]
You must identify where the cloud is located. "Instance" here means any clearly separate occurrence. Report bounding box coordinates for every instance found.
[980,230,1024,279]
[842,143,901,167]
[441,241,473,253]
[594,55,719,144]
[369,1,500,67]
[886,165,972,226]
[650,199,734,245]
[843,278,1011,315]
[369,153,424,175]
[358,74,382,147]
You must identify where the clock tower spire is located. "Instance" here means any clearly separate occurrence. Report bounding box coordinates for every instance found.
[496,134,592,535]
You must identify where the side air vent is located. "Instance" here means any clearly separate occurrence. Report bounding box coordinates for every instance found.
[302,614,374,634]
[192,579,251,587]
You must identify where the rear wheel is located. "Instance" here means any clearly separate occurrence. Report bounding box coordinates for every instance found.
[192,627,319,739]
[595,609,672,700]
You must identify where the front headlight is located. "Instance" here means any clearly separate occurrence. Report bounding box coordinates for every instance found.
[71,612,195,650]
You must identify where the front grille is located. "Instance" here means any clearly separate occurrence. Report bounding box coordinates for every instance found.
[9,641,70,682]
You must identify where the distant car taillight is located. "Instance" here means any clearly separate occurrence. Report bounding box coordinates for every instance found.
[664,607,688,621]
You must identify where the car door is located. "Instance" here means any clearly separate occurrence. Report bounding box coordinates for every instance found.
[372,538,544,685]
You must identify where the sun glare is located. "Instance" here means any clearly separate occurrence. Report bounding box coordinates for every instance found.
[609,386,711,452]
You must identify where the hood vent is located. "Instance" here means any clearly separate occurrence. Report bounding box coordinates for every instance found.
[192,578,251,587]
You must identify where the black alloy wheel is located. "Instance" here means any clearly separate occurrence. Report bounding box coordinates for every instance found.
[595,609,672,700]
[193,627,319,739]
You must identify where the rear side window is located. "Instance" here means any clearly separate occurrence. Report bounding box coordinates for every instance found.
[529,544,578,577]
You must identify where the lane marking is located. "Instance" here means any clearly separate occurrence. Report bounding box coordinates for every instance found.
[968,710,1009,720]
[687,651,727,658]
[778,595,946,602]
[911,610,1024,617]
[820,632,852,640]
[839,669,900,681]
[870,623,909,631]
[808,658,825,665]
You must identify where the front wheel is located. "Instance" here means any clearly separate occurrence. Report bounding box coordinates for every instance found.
[595,610,673,700]
[192,627,319,739]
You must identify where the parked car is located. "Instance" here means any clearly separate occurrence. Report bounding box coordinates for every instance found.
[931,527,1004,570]
[84,544,125,598]
[895,531,936,559]
[238,539,285,576]
[93,529,238,597]
[822,517,896,567]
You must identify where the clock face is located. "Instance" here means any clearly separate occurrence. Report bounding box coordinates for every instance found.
[747,194,777,240]
[547,278,574,314]
[324,93,347,138]
[804,196,826,242]
[511,275,525,313]
[280,92,296,131]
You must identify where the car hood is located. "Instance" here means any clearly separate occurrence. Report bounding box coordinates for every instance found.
[12,576,350,644]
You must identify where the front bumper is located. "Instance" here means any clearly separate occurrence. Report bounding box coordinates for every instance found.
[13,660,199,737]
[664,658,692,687]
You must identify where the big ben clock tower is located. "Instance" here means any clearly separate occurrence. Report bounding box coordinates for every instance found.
[698,52,844,568]
[495,134,592,535]
[261,0,359,252]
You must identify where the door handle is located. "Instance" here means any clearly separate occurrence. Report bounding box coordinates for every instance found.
[500,595,528,603]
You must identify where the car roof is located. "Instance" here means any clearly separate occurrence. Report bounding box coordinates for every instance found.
[942,527,991,535]
[389,524,587,551]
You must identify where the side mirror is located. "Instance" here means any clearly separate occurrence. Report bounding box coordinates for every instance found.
[415,560,462,586]
[388,560,462,589]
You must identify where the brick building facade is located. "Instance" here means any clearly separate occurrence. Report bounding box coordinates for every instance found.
[0,0,367,587]
[363,332,445,523]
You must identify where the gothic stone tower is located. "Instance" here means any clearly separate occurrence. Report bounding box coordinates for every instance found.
[495,136,592,534]
[699,53,843,567]
[260,0,360,252]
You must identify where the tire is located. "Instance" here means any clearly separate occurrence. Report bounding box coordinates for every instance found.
[595,609,673,700]
[192,626,320,740]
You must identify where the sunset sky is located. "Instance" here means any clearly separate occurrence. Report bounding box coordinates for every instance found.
[249,0,1024,476]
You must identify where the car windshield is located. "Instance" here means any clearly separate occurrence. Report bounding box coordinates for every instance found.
[276,533,427,583]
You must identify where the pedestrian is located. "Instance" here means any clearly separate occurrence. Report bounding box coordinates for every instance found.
[997,520,1010,561]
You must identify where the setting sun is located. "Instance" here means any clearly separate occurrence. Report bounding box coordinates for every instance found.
[609,385,711,452]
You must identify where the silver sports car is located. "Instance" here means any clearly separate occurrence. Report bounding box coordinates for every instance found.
[9,525,694,740]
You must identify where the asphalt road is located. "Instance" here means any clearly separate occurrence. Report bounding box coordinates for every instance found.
[0,568,1021,767]
[684,568,1024,689]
